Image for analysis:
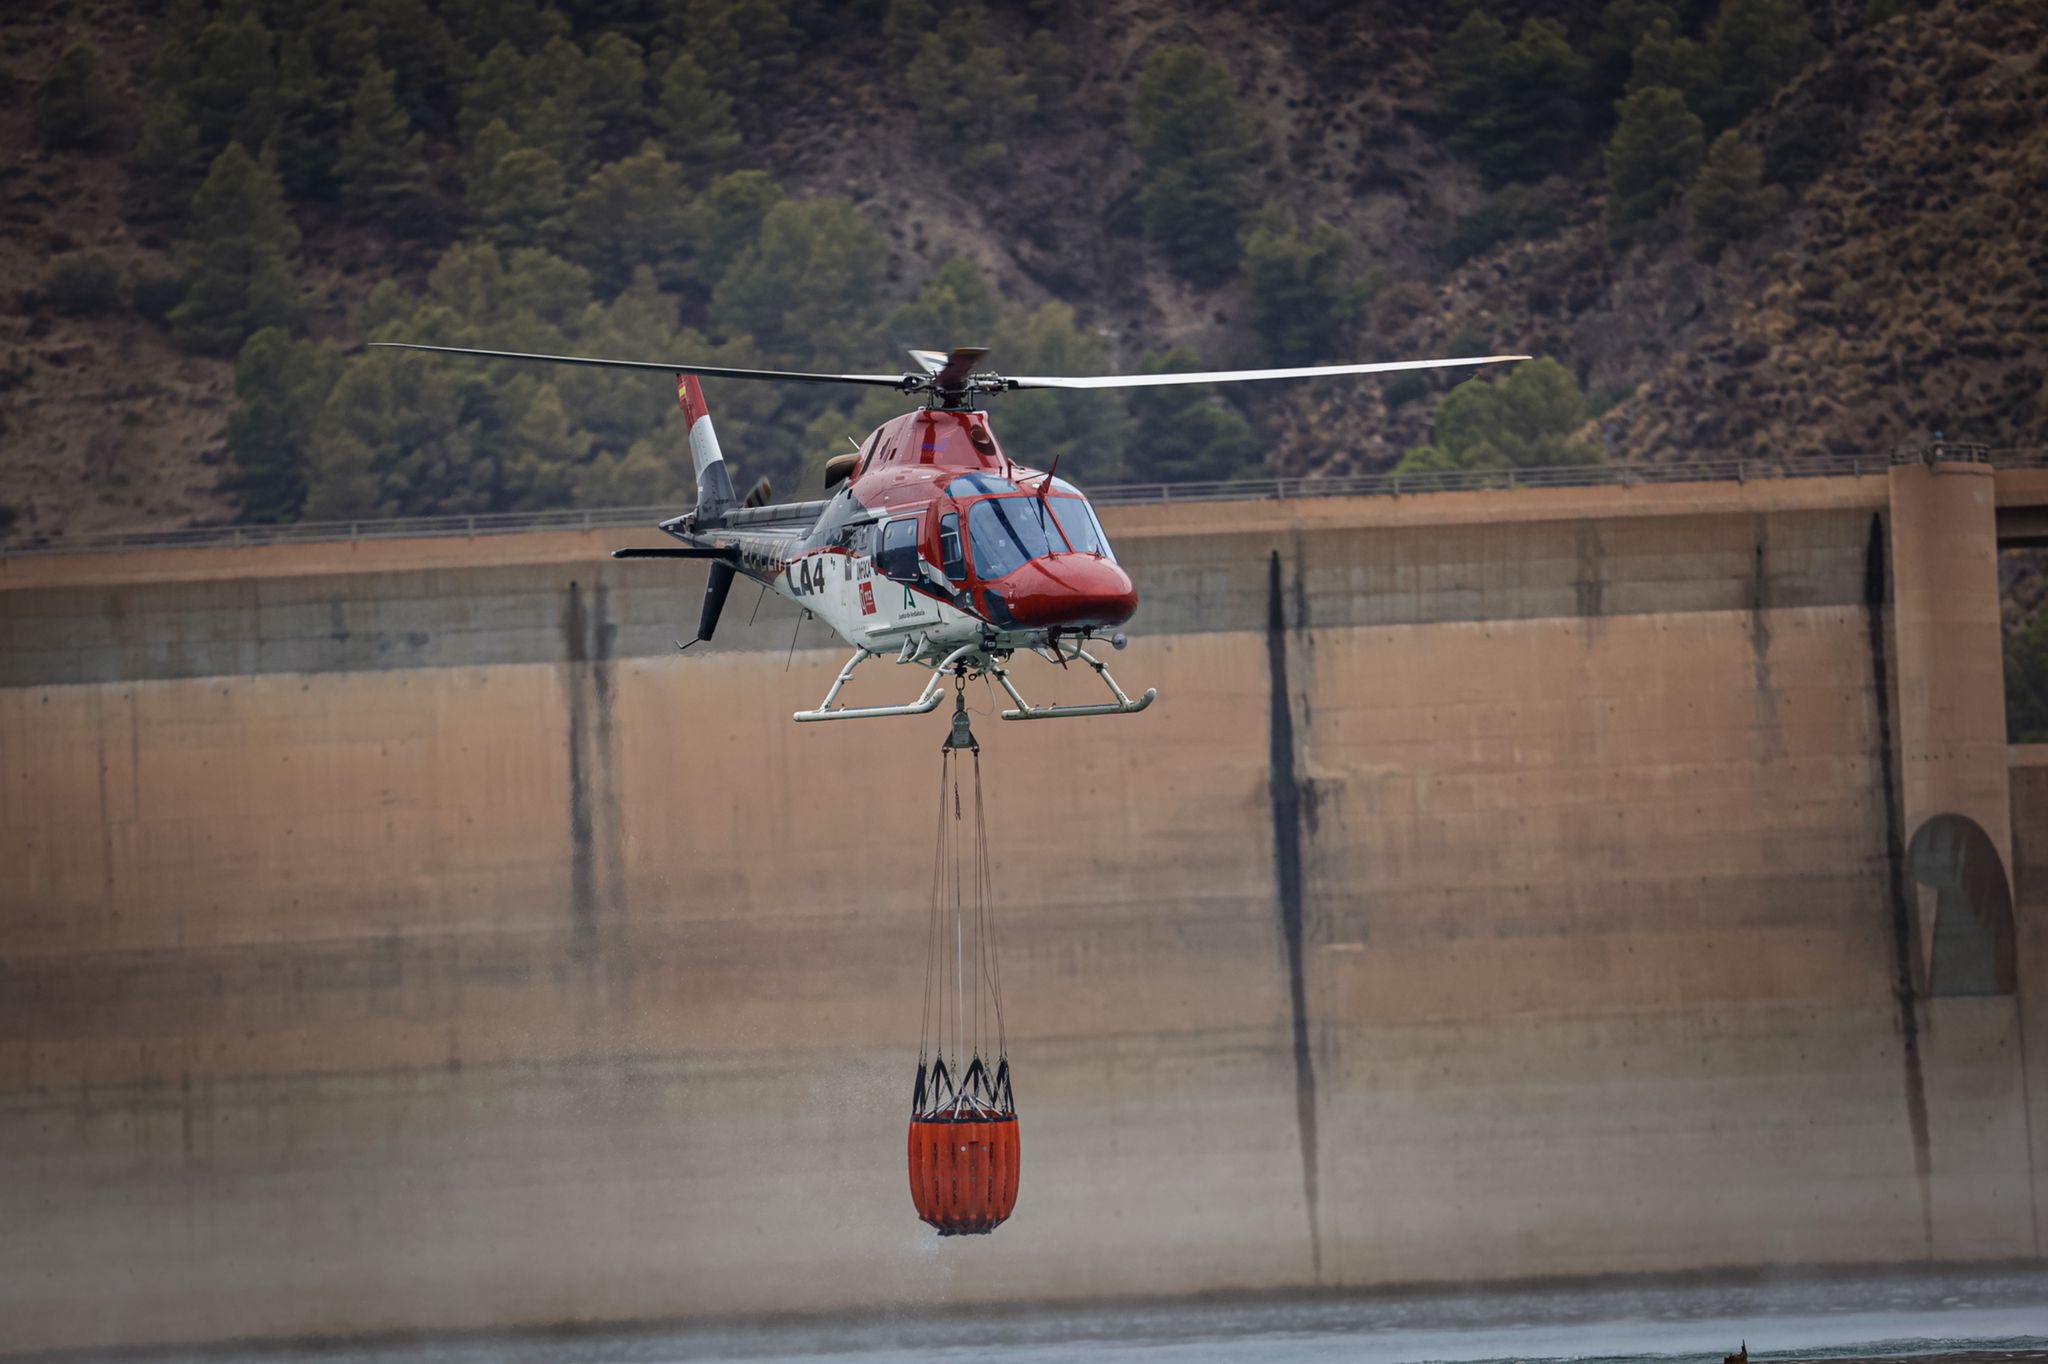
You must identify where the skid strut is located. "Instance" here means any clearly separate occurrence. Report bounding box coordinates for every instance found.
[793,644,978,722]
[991,646,1156,720]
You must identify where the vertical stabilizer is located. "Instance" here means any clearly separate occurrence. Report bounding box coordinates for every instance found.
[678,374,737,516]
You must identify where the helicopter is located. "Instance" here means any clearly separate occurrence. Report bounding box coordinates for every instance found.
[371,342,1526,721]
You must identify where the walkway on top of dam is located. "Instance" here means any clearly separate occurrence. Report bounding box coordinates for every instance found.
[7,445,2048,565]
[4,448,2046,688]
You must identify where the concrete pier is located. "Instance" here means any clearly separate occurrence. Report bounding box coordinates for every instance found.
[0,467,2040,1353]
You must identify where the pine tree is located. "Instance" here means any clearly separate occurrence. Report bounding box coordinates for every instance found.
[170,143,304,355]
[1702,0,1819,130]
[1588,0,1681,105]
[1241,204,1354,364]
[185,12,279,153]
[1397,357,1601,472]
[336,60,435,233]
[883,0,937,67]
[687,170,784,287]
[1603,84,1704,245]
[559,144,694,290]
[225,328,337,523]
[270,32,339,202]
[466,120,565,248]
[894,259,1004,350]
[1132,46,1260,286]
[709,197,888,363]
[584,32,651,163]
[34,44,120,150]
[906,4,1034,170]
[656,50,741,171]
[133,93,206,206]
[1686,130,1787,259]
[994,302,1128,481]
[1436,15,1592,185]
[1625,20,1710,103]
[1124,347,1260,483]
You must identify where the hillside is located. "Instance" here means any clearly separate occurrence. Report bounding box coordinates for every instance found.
[0,0,2043,544]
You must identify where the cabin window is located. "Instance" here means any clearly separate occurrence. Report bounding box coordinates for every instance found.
[1048,498,1104,556]
[878,516,922,582]
[968,496,1059,581]
[938,512,966,581]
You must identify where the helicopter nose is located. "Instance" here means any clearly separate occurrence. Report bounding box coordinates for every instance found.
[998,555,1138,630]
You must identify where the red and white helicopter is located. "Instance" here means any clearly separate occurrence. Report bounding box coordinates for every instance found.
[373,343,1524,721]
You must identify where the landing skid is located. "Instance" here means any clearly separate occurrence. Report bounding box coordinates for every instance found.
[989,645,1156,720]
[792,642,1155,723]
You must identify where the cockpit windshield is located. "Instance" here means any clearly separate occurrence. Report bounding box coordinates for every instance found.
[967,494,1113,579]
[969,497,1054,580]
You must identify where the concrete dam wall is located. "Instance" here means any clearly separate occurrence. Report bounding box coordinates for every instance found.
[1,464,2042,1353]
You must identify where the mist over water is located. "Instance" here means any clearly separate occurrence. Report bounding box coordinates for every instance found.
[145,1269,2048,1364]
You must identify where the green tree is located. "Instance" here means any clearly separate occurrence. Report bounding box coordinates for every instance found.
[225,328,337,523]
[133,93,206,206]
[991,302,1128,480]
[466,120,566,247]
[883,0,937,67]
[906,4,1035,170]
[184,12,279,153]
[336,59,435,232]
[170,143,303,355]
[655,50,741,170]
[666,0,799,97]
[304,352,480,519]
[1241,204,1354,364]
[1132,45,1260,286]
[709,197,889,362]
[2008,609,2048,742]
[894,258,1004,349]
[1685,129,1787,259]
[1588,0,1681,105]
[559,144,694,290]
[1397,357,1601,473]
[1123,347,1260,483]
[1436,16,1591,185]
[1625,19,1710,103]
[1604,85,1704,245]
[1701,0,1819,131]
[34,44,120,150]
[584,32,651,162]
[270,32,340,202]
[688,170,785,287]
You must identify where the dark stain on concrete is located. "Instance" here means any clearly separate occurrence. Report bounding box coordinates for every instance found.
[1575,523,1605,620]
[565,581,596,950]
[590,584,626,929]
[1750,534,1783,761]
[1865,514,1933,1256]
[1266,549,1323,1279]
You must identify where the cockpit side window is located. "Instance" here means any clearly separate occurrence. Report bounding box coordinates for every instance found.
[878,515,922,582]
[1047,497,1105,556]
[938,512,966,581]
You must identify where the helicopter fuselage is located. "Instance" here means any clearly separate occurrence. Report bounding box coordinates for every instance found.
[664,405,1137,670]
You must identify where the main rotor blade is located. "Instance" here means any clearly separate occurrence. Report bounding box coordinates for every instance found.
[1005,354,1530,391]
[367,342,914,389]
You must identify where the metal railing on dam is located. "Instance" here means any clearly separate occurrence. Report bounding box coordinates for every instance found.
[6,445,2042,559]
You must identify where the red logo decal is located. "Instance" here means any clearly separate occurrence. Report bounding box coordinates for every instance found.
[859,581,875,615]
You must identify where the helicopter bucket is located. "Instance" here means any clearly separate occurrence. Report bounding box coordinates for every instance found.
[909,686,1018,1236]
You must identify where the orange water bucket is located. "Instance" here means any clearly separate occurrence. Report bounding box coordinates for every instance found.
[907,1113,1020,1235]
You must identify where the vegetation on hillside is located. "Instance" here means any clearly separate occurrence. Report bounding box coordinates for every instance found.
[5,0,2041,541]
